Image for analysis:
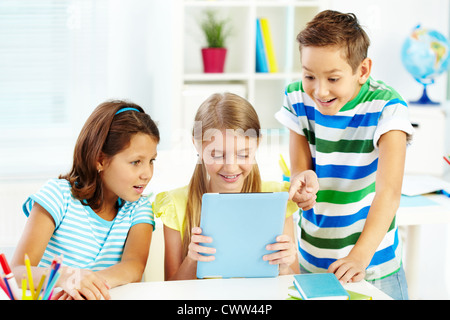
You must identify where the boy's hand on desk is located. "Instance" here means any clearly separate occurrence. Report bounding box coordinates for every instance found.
[327,255,366,284]
[289,170,319,210]
[187,227,216,262]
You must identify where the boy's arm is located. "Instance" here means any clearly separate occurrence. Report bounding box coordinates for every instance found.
[289,130,318,209]
[329,130,407,282]
[289,129,312,173]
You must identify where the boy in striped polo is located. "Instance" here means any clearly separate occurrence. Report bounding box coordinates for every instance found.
[275,10,414,299]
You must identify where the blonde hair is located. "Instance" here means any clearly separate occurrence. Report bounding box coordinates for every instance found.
[182,92,262,257]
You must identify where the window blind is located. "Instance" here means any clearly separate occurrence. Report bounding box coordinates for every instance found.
[0,0,108,178]
[0,0,70,127]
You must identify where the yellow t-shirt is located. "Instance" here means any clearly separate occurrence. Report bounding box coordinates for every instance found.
[153,181,298,239]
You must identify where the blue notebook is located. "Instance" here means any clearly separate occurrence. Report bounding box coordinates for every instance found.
[196,192,288,279]
[293,273,350,300]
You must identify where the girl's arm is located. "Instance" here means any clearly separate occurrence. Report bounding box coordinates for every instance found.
[12,202,152,299]
[163,225,215,280]
[96,222,153,286]
[11,203,56,290]
[53,223,152,300]
[328,130,407,283]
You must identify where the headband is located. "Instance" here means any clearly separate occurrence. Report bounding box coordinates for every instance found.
[115,107,140,115]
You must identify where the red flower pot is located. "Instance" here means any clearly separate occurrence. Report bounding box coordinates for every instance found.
[201,47,227,73]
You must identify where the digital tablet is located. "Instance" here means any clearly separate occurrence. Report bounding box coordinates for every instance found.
[196,192,289,279]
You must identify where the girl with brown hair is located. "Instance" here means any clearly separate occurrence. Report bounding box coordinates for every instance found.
[11,100,160,299]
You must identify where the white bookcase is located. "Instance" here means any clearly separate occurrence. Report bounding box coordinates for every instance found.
[173,0,328,135]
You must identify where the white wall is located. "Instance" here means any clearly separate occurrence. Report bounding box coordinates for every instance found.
[329,0,449,103]
[106,0,177,149]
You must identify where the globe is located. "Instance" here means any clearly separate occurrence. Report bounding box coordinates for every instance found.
[401,25,450,104]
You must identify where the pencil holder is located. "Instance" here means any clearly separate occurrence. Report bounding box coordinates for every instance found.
[0,253,62,300]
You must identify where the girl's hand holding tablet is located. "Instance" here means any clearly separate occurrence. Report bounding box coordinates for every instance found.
[187,227,216,262]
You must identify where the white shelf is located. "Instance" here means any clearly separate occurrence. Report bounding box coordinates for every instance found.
[184,0,323,7]
[184,1,252,7]
[184,72,302,82]
[173,0,328,136]
[184,73,250,82]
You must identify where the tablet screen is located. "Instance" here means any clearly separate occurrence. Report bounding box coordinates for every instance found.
[197,192,288,279]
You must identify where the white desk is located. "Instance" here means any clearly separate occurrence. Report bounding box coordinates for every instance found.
[398,194,450,226]
[397,193,450,299]
[109,275,392,300]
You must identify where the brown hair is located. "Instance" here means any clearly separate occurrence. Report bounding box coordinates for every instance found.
[182,92,262,256]
[297,10,370,73]
[60,100,160,210]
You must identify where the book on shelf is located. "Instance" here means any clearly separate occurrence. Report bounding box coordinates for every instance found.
[255,17,278,73]
[255,18,268,73]
[292,273,350,300]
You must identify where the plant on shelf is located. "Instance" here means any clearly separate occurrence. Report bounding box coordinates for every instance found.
[199,10,232,73]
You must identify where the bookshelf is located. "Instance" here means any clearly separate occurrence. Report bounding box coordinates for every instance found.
[174,0,328,136]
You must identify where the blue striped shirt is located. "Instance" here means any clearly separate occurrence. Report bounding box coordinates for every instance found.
[23,178,155,271]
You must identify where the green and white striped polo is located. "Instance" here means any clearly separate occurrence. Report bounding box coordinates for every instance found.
[276,77,414,280]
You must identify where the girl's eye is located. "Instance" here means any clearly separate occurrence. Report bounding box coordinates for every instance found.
[131,160,141,165]
[211,151,223,159]
[304,75,314,80]
[237,154,249,158]
[329,78,339,82]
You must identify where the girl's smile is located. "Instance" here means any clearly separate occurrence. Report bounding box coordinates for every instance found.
[218,172,242,183]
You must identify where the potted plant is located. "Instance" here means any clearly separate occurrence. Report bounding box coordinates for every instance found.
[199,10,232,73]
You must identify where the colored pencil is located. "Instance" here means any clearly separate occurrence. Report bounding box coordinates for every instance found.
[444,155,450,165]
[1,274,13,300]
[22,275,27,300]
[279,154,291,177]
[34,271,47,300]
[24,254,35,297]
[43,256,58,293]
[0,275,10,299]
[0,253,20,300]
[42,271,61,300]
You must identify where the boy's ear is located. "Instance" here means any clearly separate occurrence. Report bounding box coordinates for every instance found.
[358,57,372,84]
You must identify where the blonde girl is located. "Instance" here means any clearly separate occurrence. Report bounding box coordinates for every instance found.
[154,93,318,280]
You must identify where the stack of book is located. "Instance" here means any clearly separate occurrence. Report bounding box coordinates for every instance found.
[288,273,373,300]
[291,273,350,300]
